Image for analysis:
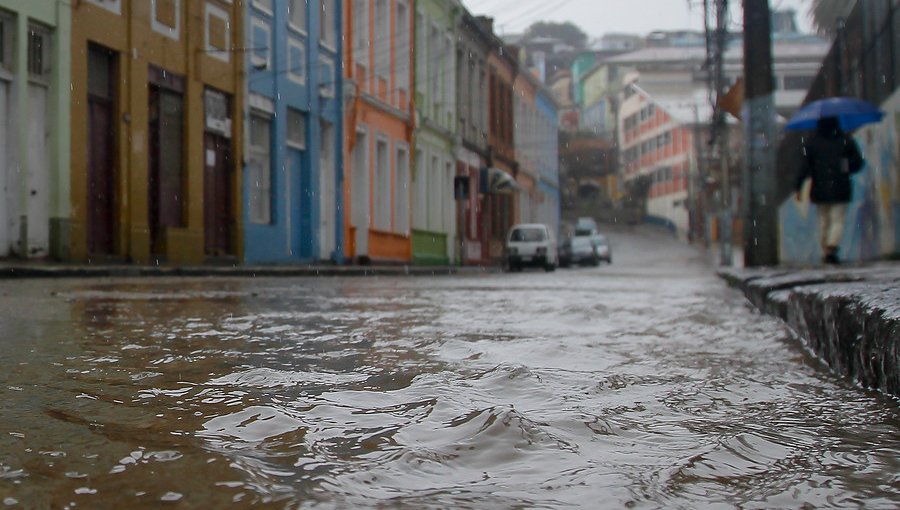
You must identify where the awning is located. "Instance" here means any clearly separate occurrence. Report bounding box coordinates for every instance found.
[480,166,519,194]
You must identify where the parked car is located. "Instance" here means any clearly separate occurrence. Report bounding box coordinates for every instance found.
[506,223,557,272]
[558,236,600,267]
[574,217,598,237]
[592,234,612,264]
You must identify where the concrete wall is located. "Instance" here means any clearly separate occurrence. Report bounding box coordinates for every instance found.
[780,89,900,263]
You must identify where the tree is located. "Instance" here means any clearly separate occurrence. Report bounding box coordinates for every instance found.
[524,21,588,50]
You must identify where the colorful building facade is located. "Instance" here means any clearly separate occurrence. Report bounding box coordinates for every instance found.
[344,0,414,263]
[455,11,491,265]
[485,34,517,261]
[244,0,344,264]
[0,1,71,259]
[412,0,458,265]
[70,0,244,264]
[535,87,561,236]
[618,84,694,235]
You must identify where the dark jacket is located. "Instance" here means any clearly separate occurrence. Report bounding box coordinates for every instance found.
[795,127,864,204]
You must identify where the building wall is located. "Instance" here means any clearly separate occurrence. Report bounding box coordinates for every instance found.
[780,89,900,262]
[244,0,343,264]
[455,12,490,265]
[485,46,516,260]
[619,87,692,234]
[513,71,538,225]
[412,0,457,265]
[536,89,560,236]
[344,0,414,263]
[70,0,243,264]
[0,1,70,259]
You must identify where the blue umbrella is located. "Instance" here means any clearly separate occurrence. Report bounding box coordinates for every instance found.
[785,96,885,132]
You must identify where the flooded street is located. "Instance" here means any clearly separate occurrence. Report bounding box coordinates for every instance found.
[1,229,898,509]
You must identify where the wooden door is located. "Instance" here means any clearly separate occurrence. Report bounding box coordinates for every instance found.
[148,85,185,255]
[203,133,232,256]
[87,46,116,255]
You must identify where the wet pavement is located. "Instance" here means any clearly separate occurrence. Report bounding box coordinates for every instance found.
[0,228,898,509]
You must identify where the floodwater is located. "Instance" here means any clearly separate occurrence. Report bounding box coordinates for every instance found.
[0,229,898,509]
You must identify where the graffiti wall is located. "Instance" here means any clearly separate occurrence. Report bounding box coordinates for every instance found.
[780,89,900,264]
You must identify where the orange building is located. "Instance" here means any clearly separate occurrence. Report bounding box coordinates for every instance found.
[70,0,243,264]
[343,0,414,263]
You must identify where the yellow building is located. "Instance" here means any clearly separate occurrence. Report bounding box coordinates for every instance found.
[70,0,243,264]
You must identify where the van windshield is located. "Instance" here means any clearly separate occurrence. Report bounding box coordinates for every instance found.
[510,228,546,242]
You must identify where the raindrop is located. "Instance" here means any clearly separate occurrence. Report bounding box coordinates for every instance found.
[74,487,97,495]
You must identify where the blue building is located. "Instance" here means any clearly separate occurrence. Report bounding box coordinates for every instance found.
[244,0,343,263]
[535,88,561,237]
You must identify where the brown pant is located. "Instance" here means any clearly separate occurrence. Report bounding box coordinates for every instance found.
[816,202,847,251]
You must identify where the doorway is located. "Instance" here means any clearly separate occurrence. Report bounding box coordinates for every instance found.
[351,126,369,259]
[147,67,185,256]
[87,45,117,255]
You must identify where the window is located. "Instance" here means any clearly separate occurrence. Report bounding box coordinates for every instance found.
[249,112,273,224]
[287,38,305,84]
[395,146,410,235]
[289,0,307,32]
[318,56,334,97]
[444,34,454,123]
[353,0,369,68]
[429,24,440,112]
[395,2,410,95]
[415,10,426,93]
[86,0,122,15]
[253,0,273,14]
[251,19,270,70]
[0,13,12,74]
[375,138,390,231]
[27,25,50,81]
[205,3,230,63]
[783,74,814,91]
[287,108,306,149]
[151,0,180,40]
[374,0,389,78]
[320,0,336,48]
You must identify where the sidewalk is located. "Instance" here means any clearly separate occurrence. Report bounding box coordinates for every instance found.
[719,262,900,397]
[0,260,499,279]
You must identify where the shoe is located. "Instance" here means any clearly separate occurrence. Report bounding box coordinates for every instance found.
[823,248,840,265]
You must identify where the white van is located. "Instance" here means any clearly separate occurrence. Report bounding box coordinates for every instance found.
[506,223,557,272]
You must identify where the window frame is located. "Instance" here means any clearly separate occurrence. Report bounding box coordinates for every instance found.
[150,0,181,41]
[248,110,274,225]
[288,0,307,34]
[204,2,231,63]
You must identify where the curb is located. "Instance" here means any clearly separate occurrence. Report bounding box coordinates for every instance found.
[719,265,900,396]
[0,264,502,280]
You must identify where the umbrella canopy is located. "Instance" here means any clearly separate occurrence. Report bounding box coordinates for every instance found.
[785,96,885,132]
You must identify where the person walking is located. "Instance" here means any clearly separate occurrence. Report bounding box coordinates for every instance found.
[794,116,864,264]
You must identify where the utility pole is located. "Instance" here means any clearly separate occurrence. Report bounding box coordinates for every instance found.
[742,0,779,266]
[714,0,733,266]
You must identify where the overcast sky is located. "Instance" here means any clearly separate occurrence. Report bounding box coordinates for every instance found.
[462,0,815,39]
